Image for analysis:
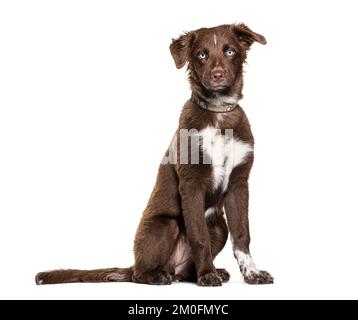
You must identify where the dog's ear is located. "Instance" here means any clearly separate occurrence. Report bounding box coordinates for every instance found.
[232,23,266,48]
[170,32,195,69]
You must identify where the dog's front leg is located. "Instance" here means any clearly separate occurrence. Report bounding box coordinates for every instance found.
[179,183,222,286]
[224,174,274,285]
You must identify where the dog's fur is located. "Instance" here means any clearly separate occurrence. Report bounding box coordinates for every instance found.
[36,23,273,286]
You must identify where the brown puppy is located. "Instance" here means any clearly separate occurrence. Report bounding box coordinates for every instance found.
[36,23,273,286]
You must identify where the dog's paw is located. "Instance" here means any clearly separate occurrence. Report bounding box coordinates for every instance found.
[150,271,173,285]
[216,268,230,283]
[197,272,222,287]
[243,270,273,285]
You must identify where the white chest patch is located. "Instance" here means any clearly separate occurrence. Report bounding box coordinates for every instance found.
[198,127,253,192]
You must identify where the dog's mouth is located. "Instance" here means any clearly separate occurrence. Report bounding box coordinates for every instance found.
[202,82,231,93]
[201,76,235,93]
[209,84,229,91]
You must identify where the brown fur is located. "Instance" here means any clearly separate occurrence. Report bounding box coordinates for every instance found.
[36,23,273,286]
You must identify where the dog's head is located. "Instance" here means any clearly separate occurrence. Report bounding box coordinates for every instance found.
[170,24,266,100]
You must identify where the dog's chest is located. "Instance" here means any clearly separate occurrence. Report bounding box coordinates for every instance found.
[198,126,253,192]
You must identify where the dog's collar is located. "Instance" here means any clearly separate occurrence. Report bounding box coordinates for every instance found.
[191,95,239,113]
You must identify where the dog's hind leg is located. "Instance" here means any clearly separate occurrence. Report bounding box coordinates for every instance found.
[132,215,179,285]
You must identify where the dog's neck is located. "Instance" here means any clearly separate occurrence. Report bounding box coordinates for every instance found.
[191,93,241,113]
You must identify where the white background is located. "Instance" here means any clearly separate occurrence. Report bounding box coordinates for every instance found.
[1,0,358,300]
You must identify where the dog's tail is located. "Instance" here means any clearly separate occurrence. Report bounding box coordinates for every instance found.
[35,267,133,285]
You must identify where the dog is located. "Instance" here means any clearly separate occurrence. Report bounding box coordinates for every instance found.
[36,23,273,286]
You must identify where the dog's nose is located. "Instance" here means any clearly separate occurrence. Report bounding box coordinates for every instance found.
[210,69,225,82]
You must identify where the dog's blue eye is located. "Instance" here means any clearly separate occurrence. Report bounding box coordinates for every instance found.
[198,52,208,60]
[225,49,235,57]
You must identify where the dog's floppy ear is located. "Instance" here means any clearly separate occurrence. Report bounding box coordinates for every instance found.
[232,23,267,48]
[170,32,195,69]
